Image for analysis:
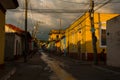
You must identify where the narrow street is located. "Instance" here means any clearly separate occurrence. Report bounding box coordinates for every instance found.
[1,0,120,80]
[7,51,120,80]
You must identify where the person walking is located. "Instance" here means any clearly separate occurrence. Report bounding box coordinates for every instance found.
[100,49,105,64]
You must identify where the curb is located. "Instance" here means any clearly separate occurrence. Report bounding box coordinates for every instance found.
[0,67,16,80]
[93,65,120,75]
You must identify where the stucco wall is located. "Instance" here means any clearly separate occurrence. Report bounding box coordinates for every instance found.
[0,10,5,64]
[107,15,120,67]
[5,33,22,60]
[65,13,119,60]
[14,34,22,56]
[5,33,15,60]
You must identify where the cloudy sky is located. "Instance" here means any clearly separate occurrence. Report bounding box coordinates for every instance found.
[6,0,120,40]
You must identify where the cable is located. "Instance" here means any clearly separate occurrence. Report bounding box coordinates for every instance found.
[9,0,117,13]
[29,0,36,31]
[65,0,113,31]
[94,0,112,11]
[54,0,89,4]
[53,0,120,4]
[13,0,25,29]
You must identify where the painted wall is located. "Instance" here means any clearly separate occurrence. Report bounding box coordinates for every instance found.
[5,33,15,60]
[49,30,64,41]
[61,37,67,56]
[14,34,22,56]
[0,0,18,64]
[107,15,120,67]
[5,33,22,60]
[48,30,65,54]
[65,12,119,60]
[5,25,16,32]
[0,10,5,64]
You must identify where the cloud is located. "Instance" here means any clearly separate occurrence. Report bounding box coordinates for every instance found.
[6,0,120,40]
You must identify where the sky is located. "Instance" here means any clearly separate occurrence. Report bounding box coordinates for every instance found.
[6,0,120,40]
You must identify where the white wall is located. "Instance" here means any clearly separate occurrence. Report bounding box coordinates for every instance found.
[14,34,22,56]
[107,15,120,67]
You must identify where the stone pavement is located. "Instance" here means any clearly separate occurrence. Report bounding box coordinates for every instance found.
[8,54,52,80]
[49,53,120,80]
[0,52,120,80]
[0,53,45,80]
[0,62,16,80]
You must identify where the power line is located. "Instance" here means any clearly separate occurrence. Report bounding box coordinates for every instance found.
[15,0,25,29]
[65,0,113,31]
[8,8,88,13]
[55,0,120,4]
[8,0,119,13]
[29,0,36,29]
[94,0,112,11]
[58,0,88,4]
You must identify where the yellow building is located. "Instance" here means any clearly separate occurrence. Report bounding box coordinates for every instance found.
[0,0,18,65]
[65,12,119,60]
[48,29,65,54]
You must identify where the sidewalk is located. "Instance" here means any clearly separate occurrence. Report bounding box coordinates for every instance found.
[3,53,51,80]
[49,53,120,74]
[0,54,35,80]
[0,52,120,80]
[0,62,16,80]
[93,63,120,75]
[49,54,120,80]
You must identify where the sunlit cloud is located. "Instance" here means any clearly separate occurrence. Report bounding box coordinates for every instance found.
[6,0,120,40]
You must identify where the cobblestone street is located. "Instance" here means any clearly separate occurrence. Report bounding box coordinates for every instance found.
[5,52,120,80]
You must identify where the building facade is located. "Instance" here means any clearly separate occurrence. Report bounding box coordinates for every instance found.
[0,0,18,65]
[5,33,22,60]
[65,12,119,60]
[107,15,120,67]
[5,24,32,60]
[48,29,65,54]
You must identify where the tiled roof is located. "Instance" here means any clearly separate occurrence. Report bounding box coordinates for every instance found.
[6,24,24,33]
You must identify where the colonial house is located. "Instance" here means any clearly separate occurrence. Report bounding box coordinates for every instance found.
[5,24,32,60]
[0,0,18,65]
[48,29,65,54]
[65,12,119,61]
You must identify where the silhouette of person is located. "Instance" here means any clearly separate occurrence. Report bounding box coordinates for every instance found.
[100,49,105,64]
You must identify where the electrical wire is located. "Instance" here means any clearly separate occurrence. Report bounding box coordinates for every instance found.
[8,0,120,13]
[29,0,35,31]
[54,0,89,4]
[65,0,113,31]
[58,0,120,4]
[94,0,112,11]
[14,0,25,29]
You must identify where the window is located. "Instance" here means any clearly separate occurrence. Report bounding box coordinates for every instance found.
[100,26,106,47]
[101,29,106,45]
[56,35,59,39]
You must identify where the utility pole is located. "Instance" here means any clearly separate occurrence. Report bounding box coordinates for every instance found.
[59,18,61,37]
[32,21,44,38]
[24,0,28,62]
[59,18,62,54]
[89,0,98,65]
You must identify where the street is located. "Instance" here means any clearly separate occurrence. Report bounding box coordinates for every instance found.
[8,52,120,80]
[1,0,120,80]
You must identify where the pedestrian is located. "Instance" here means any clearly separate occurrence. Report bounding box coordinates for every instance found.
[100,49,105,64]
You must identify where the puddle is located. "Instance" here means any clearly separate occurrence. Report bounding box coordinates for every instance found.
[41,52,77,80]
